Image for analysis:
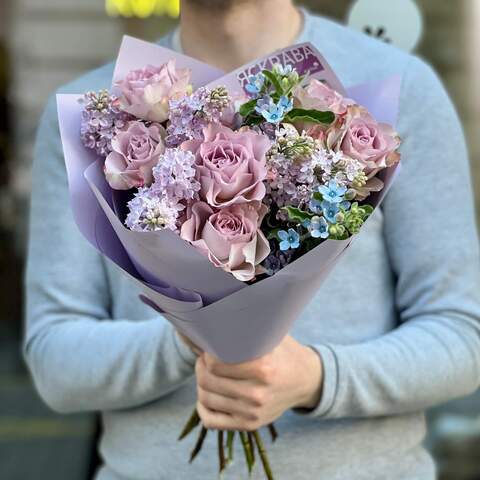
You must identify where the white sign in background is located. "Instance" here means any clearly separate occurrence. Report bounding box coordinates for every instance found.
[347,0,424,53]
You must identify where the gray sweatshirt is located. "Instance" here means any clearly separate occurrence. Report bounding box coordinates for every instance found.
[24,10,480,480]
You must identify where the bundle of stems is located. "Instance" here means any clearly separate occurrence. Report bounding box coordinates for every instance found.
[179,409,278,479]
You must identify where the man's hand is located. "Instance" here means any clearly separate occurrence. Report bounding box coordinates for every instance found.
[176,331,202,356]
[195,336,323,431]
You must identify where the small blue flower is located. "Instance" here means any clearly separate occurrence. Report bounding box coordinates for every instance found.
[321,201,340,224]
[278,228,301,251]
[263,104,284,123]
[254,96,270,109]
[278,95,293,113]
[318,180,348,204]
[308,198,322,214]
[273,63,294,76]
[255,96,285,123]
[309,216,330,239]
[245,73,265,96]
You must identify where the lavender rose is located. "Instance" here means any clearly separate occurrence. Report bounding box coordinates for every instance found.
[116,60,192,123]
[294,79,354,115]
[328,106,401,174]
[182,124,271,208]
[180,201,270,282]
[105,121,166,190]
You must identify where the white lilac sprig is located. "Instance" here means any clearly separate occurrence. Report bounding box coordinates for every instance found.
[265,128,319,211]
[125,148,200,232]
[311,147,365,190]
[79,90,132,156]
[125,190,181,232]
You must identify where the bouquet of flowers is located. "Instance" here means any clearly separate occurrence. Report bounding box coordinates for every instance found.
[57,36,401,479]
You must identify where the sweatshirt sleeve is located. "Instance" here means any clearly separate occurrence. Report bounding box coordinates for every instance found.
[24,95,197,414]
[298,56,480,419]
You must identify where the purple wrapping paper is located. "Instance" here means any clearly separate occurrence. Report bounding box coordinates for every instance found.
[57,37,401,363]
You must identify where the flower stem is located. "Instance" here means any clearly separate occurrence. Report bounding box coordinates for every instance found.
[178,408,200,440]
[226,431,235,465]
[253,430,275,480]
[239,431,255,474]
[218,430,227,474]
[248,432,256,465]
[268,423,278,442]
[179,411,279,479]
[189,426,208,463]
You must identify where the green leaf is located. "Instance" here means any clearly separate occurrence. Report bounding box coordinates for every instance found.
[262,69,283,95]
[282,206,314,224]
[239,99,257,117]
[267,228,281,241]
[298,73,307,84]
[244,115,264,126]
[312,191,323,202]
[285,108,335,125]
[361,204,374,217]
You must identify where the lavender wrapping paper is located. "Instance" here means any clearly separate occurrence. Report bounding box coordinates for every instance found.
[57,37,401,363]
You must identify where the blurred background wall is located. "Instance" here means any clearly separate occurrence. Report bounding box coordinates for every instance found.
[0,1,478,479]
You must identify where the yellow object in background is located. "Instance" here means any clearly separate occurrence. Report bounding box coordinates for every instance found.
[106,0,180,18]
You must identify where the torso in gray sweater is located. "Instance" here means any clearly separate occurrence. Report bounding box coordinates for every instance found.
[25,10,480,480]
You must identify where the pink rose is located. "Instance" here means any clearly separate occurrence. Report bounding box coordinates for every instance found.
[180,201,270,282]
[294,79,354,115]
[116,60,191,122]
[329,106,400,174]
[305,124,327,142]
[182,124,270,208]
[105,121,166,190]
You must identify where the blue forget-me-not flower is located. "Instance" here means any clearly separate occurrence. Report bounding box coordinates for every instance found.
[278,95,293,113]
[278,228,301,251]
[255,96,285,123]
[318,180,347,204]
[245,73,265,96]
[321,201,340,224]
[307,216,330,239]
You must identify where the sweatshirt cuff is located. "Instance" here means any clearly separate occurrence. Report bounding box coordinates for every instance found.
[172,329,198,368]
[293,343,339,418]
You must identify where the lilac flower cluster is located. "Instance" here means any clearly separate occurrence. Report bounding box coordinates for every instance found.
[125,190,181,232]
[265,126,369,224]
[265,128,319,212]
[266,155,318,210]
[79,90,131,156]
[125,148,200,232]
[150,148,200,204]
[166,86,230,147]
[312,147,365,188]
